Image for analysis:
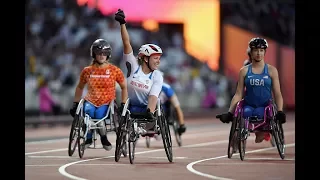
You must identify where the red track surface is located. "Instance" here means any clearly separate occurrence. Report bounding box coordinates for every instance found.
[25,113,295,180]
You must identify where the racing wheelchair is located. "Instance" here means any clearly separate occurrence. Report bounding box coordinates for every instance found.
[67,98,127,158]
[225,99,285,161]
[145,100,182,148]
[115,98,173,164]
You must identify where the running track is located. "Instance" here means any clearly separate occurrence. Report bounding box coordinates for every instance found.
[25,113,295,180]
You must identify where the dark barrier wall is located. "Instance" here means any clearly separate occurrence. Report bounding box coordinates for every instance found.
[222,24,295,109]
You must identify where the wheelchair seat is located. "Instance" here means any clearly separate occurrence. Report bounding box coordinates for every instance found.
[130,112,156,122]
[248,116,264,123]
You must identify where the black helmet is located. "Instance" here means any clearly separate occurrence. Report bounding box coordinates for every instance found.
[90,39,112,59]
[248,37,268,50]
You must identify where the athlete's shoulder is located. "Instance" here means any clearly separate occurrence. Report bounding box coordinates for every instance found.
[240,65,249,74]
[81,66,92,72]
[267,64,278,76]
[153,70,164,80]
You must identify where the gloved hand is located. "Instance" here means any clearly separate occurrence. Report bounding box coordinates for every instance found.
[69,102,79,118]
[118,102,125,115]
[216,112,233,123]
[276,111,286,124]
[115,9,126,25]
[145,108,156,120]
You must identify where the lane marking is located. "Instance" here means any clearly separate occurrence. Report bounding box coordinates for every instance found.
[26,164,128,167]
[25,130,229,155]
[25,148,68,155]
[28,156,77,159]
[58,131,295,180]
[25,130,294,155]
[186,143,295,180]
[57,140,238,180]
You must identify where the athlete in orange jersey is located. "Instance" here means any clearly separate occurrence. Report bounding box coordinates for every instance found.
[70,39,128,151]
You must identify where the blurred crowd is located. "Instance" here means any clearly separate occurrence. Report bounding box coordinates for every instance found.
[25,0,232,115]
[222,1,295,47]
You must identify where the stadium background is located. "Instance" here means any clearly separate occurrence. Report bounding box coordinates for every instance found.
[25,0,294,126]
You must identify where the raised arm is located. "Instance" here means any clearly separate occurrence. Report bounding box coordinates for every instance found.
[115,9,133,54]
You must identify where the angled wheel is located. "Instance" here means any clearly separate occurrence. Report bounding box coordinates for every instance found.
[271,118,286,159]
[159,109,173,162]
[146,136,151,148]
[227,113,240,159]
[238,116,247,161]
[77,117,85,159]
[171,108,182,147]
[68,116,79,157]
[128,119,137,164]
[115,114,129,162]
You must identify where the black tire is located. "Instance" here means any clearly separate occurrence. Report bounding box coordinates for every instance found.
[68,116,79,157]
[227,114,240,159]
[128,120,136,164]
[146,136,150,148]
[238,116,246,161]
[115,114,128,162]
[77,117,85,159]
[271,119,285,159]
[159,109,173,162]
[171,109,182,147]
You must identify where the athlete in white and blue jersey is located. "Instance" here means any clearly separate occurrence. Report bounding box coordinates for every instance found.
[115,9,163,116]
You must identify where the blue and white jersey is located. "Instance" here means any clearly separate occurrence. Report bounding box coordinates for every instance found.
[123,51,163,106]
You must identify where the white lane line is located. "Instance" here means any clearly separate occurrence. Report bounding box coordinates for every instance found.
[26,164,128,167]
[186,143,295,180]
[28,156,77,159]
[25,148,68,155]
[24,130,229,155]
[57,140,235,180]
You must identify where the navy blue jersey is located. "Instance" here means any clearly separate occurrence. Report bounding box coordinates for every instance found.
[244,64,272,107]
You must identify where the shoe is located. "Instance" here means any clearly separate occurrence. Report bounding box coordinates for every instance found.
[100,135,112,151]
[84,138,93,149]
[264,133,271,141]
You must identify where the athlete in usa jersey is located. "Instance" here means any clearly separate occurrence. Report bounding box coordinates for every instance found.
[116,9,163,116]
[159,82,186,134]
[216,37,286,143]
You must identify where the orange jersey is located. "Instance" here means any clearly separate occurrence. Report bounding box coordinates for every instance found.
[79,64,125,107]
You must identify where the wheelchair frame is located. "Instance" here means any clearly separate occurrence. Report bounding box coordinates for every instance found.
[115,98,173,164]
[146,102,182,148]
[67,98,126,159]
[227,99,286,161]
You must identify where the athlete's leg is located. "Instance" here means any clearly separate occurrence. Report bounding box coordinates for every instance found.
[95,105,112,151]
[83,101,96,147]
[243,105,254,118]
[252,106,268,143]
[253,106,271,141]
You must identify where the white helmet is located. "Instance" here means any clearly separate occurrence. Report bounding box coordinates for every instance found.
[138,44,163,57]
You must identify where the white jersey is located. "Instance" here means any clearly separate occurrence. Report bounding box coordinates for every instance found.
[123,51,163,106]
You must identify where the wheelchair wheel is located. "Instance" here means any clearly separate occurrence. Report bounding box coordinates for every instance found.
[146,136,151,148]
[159,110,173,162]
[238,116,247,161]
[68,116,79,157]
[128,120,137,164]
[171,109,182,147]
[227,114,240,159]
[115,114,129,162]
[77,117,85,159]
[271,119,285,159]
